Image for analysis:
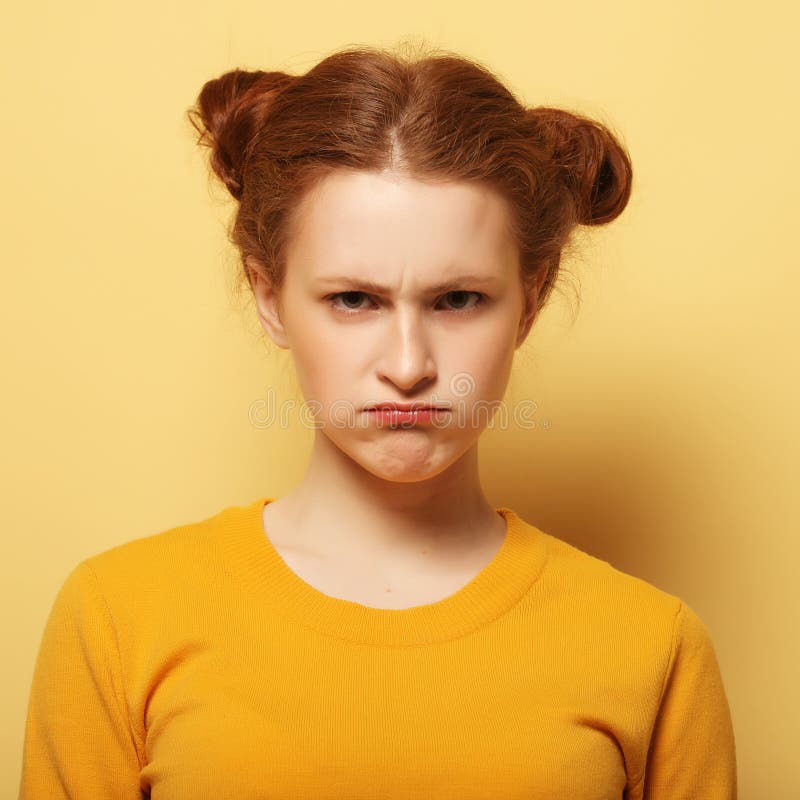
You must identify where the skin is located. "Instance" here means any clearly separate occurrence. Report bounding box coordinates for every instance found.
[248,168,545,595]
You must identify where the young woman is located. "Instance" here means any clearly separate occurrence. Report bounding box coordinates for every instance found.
[19,44,737,799]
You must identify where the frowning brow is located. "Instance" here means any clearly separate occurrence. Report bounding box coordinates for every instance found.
[314,274,501,295]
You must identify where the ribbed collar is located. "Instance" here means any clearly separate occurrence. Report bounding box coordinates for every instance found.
[220,496,549,646]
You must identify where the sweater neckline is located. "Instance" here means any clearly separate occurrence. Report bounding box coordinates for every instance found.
[225,495,549,646]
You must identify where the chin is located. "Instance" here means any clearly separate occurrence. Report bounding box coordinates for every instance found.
[358,440,468,484]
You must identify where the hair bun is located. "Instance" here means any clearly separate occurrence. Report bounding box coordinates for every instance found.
[187,68,293,200]
[528,107,633,226]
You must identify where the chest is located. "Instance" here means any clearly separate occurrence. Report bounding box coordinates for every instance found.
[137,636,632,799]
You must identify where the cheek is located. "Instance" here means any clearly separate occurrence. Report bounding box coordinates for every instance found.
[448,324,516,394]
[290,331,366,414]
[291,335,340,397]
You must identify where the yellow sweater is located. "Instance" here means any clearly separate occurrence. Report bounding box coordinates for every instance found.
[19,496,737,799]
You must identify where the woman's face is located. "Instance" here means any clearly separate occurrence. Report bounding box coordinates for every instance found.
[251,168,540,483]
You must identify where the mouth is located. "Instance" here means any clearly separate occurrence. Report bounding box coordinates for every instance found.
[363,402,452,411]
[362,402,452,426]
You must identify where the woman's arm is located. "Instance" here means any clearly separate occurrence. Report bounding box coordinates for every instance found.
[635,601,738,799]
[18,560,144,799]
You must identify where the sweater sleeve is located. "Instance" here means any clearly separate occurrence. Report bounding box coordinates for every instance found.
[18,560,144,799]
[638,600,738,799]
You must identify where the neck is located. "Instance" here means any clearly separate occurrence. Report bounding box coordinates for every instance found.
[267,430,502,562]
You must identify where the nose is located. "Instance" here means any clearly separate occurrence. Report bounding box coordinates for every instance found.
[376,306,437,393]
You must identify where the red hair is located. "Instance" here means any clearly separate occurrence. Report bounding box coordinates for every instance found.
[187,43,632,313]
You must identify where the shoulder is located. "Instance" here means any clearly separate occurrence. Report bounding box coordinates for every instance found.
[519,519,691,661]
[521,523,720,697]
[535,525,683,615]
[71,499,254,602]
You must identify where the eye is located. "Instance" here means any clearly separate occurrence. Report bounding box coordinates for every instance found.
[439,291,484,312]
[327,291,376,315]
[326,290,486,316]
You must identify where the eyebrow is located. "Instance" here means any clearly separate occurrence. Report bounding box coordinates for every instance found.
[314,274,501,295]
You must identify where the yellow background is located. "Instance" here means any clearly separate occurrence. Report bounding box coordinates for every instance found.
[3,2,797,796]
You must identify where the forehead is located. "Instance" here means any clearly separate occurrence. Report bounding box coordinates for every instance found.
[285,169,517,279]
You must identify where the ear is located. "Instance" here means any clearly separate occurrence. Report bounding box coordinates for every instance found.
[515,269,547,349]
[246,256,291,350]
